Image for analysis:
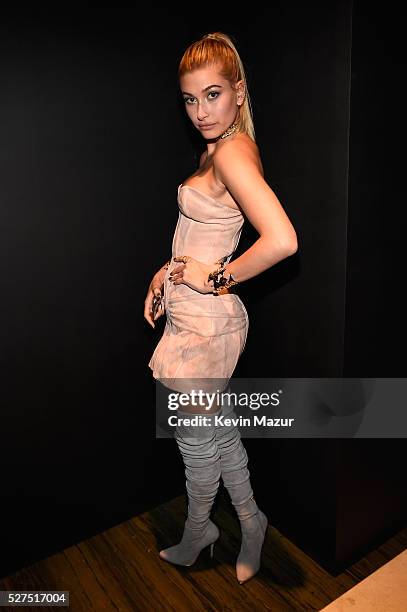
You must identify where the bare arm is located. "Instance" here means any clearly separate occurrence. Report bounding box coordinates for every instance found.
[214,140,298,284]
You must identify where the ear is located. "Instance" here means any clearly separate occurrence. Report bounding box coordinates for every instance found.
[235,79,246,106]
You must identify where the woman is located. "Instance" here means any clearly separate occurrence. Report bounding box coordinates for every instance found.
[144,32,298,584]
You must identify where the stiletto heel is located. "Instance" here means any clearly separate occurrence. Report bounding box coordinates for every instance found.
[160,521,219,567]
[209,540,215,559]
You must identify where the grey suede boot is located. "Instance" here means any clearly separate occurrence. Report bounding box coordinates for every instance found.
[159,407,222,567]
[215,396,268,584]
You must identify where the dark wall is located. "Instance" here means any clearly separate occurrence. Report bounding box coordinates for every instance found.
[344,2,406,375]
[0,8,196,576]
[0,3,404,578]
[235,2,352,379]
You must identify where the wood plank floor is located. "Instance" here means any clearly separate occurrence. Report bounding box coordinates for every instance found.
[1,490,406,611]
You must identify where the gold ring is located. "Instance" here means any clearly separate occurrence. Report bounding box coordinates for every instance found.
[181,255,189,264]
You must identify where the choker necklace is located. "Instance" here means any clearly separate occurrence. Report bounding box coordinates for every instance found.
[218,120,239,140]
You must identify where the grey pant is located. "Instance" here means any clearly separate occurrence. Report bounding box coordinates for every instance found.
[215,391,257,520]
[174,387,257,527]
[174,406,222,530]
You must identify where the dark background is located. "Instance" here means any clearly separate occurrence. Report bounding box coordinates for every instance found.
[1,1,405,577]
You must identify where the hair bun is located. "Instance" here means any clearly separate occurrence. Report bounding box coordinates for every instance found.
[204,32,227,42]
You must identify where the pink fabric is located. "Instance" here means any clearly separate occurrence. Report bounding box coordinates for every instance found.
[148,184,249,393]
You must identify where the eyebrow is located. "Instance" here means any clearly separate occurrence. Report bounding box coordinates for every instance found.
[181,84,223,96]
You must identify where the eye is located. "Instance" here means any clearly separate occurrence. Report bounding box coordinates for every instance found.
[183,91,220,105]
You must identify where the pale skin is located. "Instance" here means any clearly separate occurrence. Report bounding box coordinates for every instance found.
[144,63,298,412]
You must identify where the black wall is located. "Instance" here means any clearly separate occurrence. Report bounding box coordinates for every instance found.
[0,2,405,577]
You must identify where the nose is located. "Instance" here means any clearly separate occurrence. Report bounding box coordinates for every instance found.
[196,101,209,122]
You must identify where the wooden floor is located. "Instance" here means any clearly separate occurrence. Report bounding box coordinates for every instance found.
[1,490,406,611]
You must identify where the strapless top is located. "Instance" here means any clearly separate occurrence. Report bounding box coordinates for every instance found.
[161,183,247,337]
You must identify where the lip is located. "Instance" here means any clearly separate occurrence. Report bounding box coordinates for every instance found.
[199,123,215,130]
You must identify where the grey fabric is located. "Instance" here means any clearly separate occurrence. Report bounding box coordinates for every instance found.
[215,395,269,583]
[215,397,258,519]
[160,395,269,578]
[159,406,222,566]
[174,408,222,530]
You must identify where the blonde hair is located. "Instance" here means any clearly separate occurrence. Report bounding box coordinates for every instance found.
[178,32,256,142]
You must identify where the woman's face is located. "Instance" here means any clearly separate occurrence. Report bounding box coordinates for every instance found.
[180,63,243,140]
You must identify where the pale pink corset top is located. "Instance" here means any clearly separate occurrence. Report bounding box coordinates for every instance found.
[162,184,249,337]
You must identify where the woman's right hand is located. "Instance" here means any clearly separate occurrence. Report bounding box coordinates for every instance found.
[144,267,166,329]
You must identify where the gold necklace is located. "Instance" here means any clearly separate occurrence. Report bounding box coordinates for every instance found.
[219,120,239,140]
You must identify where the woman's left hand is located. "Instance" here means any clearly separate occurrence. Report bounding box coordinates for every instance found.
[170,256,216,294]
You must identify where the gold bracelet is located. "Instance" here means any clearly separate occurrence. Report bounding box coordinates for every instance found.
[213,275,239,295]
[208,263,239,295]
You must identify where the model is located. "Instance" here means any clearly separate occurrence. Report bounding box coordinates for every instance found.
[144,31,298,584]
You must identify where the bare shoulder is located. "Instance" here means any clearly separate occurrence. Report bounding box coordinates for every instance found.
[211,132,297,250]
[213,133,263,185]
